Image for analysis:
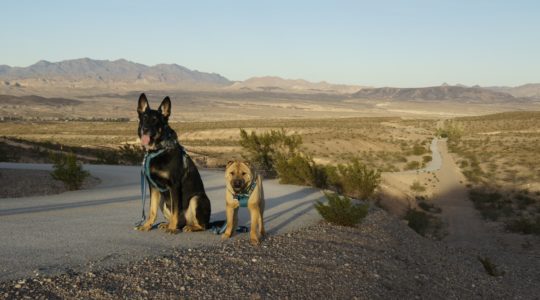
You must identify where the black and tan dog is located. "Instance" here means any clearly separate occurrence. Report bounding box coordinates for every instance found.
[135,93,211,234]
[223,160,265,245]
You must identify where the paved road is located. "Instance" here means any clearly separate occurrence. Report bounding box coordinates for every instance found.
[0,163,324,281]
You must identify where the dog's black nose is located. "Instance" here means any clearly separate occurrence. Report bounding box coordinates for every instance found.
[233,179,244,188]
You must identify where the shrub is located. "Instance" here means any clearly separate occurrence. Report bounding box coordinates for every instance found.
[505,217,540,235]
[239,128,301,177]
[422,155,432,163]
[412,144,427,155]
[118,144,144,165]
[96,150,120,164]
[404,209,430,236]
[404,161,421,170]
[418,200,442,213]
[410,180,426,193]
[315,192,369,227]
[274,153,327,188]
[325,159,381,200]
[478,256,505,277]
[50,152,89,190]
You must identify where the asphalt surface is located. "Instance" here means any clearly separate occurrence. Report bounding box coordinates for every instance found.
[0,163,324,281]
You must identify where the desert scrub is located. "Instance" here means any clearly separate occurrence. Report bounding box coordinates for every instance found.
[478,256,505,277]
[325,159,381,200]
[410,180,426,193]
[469,189,513,221]
[239,128,301,177]
[505,217,540,235]
[315,192,368,227]
[404,208,444,239]
[50,152,89,190]
[404,161,421,171]
[274,153,327,188]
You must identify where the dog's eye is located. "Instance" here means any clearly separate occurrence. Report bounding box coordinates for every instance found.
[241,172,246,176]
[230,172,235,175]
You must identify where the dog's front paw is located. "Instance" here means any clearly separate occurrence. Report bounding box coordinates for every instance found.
[250,236,261,246]
[158,223,170,230]
[134,224,152,232]
[164,228,179,234]
[221,232,232,240]
[231,199,240,209]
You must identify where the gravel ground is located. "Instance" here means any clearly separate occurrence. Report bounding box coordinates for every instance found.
[1,208,538,299]
[0,169,99,198]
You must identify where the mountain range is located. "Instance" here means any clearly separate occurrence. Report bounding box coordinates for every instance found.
[0,58,539,101]
[0,58,230,90]
[352,85,520,103]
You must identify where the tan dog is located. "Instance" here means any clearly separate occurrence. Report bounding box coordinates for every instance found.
[223,160,265,245]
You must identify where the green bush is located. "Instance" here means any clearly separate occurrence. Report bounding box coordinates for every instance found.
[478,256,505,277]
[404,161,421,170]
[118,144,144,165]
[50,152,89,190]
[315,192,369,227]
[412,144,427,155]
[239,128,301,177]
[404,209,430,236]
[410,180,426,192]
[274,153,327,188]
[325,159,381,200]
[505,217,540,235]
[417,200,442,213]
[96,150,120,164]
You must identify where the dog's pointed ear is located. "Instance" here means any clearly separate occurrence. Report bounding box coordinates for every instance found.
[226,160,235,168]
[159,96,171,119]
[137,93,149,114]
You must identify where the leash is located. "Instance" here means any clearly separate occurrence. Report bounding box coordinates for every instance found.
[134,149,168,226]
[135,144,190,226]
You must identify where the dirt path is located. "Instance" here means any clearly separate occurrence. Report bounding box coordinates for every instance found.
[432,139,495,248]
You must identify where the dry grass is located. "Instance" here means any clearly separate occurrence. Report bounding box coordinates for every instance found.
[444,111,540,233]
[0,117,436,170]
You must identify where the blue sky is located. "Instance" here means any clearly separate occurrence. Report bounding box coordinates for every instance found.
[1,0,539,87]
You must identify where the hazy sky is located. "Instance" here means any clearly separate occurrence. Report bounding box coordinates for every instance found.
[1,0,539,87]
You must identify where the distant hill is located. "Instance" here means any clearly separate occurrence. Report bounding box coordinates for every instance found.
[228,76,365,94]
[0,94,81,106]
[0,58,231,90]
[351,85,519,102]
[485,83,540,99]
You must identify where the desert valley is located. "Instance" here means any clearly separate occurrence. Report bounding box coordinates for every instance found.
[1,58,540,298]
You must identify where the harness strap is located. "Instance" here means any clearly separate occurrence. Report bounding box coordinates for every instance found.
[233,179,258,207]
[136,144,189,225]
[143,149,169,192]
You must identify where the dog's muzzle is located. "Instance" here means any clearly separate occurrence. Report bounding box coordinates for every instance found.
[233,179,244,191]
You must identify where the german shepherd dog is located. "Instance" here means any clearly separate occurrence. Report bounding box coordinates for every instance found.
[135,93,211,234]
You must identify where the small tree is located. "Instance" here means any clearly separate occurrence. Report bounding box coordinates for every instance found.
[118,144,144,165]
[315,192,369,227]
[51,152,89,190]
[239,128,302,177]
[325,159,381,200]
[274,152,327,188]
